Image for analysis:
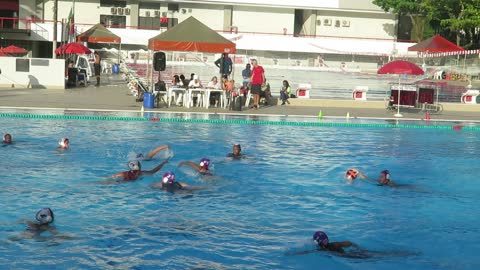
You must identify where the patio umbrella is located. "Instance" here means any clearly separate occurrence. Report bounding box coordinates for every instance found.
[55,43,92,55]
[378,60,424,117]
[2,45,28,54]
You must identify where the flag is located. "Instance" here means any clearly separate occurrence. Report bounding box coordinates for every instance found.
[66,7,75,42]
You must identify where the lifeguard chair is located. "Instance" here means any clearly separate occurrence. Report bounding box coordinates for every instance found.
[296,83,311,99]
[461,89,479,104]
[352,86,368,101]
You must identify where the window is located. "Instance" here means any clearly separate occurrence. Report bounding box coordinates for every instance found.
[100,0,126,8]
[139,16,160,30]
[167,3,179,11]
[139,2,160,9]
[100,15,126,28]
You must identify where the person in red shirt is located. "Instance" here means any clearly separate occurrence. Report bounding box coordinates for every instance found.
[250,59,265,109]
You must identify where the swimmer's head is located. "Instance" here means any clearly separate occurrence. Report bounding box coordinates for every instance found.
[346,169,358,180]
[380,170,390,180]
[35,208,54,225]
[313,231,329,248]
[233,144,241,155]
[128,160,141,171]
[162,171,176,185]
[199,158,210,170]
[58,138,70,148]
[3,133,12,144]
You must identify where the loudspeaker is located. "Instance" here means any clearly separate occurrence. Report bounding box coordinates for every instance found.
[153,52,166,71]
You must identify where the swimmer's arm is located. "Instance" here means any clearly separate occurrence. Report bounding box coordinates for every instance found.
[285,249,318,256]
[387,180,396,187]
[145,144,170,159]
[143,158,169,175]
[332,241,353,248]
[150,182,163,188]
[178,161,203,172]
[179,182,204,191]
[110,171,127,179]
[357,172,378,184]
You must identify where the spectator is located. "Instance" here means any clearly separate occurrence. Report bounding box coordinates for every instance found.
[188,75,203,89]
[93,51,101,87]
[207,76,222,107]
[215,53,233,78]
[260,79,272,105]
[179,74,188,86]
[250,59,265,109]
[188,75,203,106]
[242,63,251,88]
[280,80,291,105]
[172,75,183,87]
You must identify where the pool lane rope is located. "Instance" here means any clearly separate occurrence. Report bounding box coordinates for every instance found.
[0,112,478,131]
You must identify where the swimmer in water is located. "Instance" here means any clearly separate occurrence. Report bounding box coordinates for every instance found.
[226,144,242,159]
[9,208,76,242]
[178,158,211,175]
[16,208,57,237]
[130,144,171,161]
[287,231,371,259]
[346,169,396,186]
[58,138,70,150]
[150,171,203,193]
[2,133,12,144]
[111,158,169,181]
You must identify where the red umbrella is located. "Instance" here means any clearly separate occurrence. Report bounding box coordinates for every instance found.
[377,60,424,75]
[0,50,7,57]
[2,45,28,54]
[378,60,424,117]
[55,43,92,55]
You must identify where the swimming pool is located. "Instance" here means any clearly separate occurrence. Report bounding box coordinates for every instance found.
[1,112,479,270]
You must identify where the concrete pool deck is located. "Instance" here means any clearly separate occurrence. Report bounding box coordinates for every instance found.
[0,75,479,122]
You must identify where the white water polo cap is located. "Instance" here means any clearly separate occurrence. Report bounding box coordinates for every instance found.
[128,160,140,171]
[162,171,176,184]
[35,208,54,224]
[58,138,69,148]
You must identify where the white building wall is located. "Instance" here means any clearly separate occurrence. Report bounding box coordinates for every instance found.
[232,6,294,34]
[316,14,396,39]
[0,57,65,89]
[173,3,225,31]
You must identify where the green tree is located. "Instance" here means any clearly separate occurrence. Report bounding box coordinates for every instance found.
[373,0,434,41]
[432,0,480,47]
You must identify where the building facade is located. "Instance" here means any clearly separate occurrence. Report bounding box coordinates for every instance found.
[1,0,402,58]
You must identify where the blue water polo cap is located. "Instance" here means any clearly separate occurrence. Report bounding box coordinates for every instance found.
[313,231,329,247]
[199,158,210,169]
[162,171,175,184]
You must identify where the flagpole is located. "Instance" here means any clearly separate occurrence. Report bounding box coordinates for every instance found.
[72,0,75,42]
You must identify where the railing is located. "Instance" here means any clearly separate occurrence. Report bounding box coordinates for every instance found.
[0,17,31,31]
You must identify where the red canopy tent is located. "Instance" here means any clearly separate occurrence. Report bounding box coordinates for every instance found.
[76,23,121,43]
[408,35,464,53]
[148,16,236,53]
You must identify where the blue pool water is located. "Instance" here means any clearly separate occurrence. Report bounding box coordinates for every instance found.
[0,113,479,270]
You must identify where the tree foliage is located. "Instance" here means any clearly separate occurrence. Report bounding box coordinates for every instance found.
[373,0,480,48]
